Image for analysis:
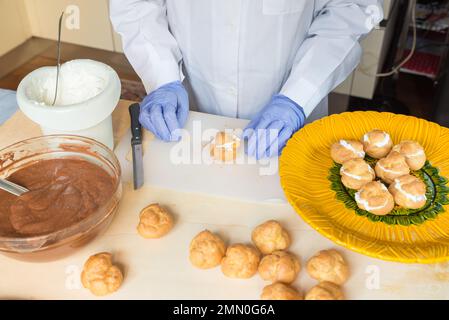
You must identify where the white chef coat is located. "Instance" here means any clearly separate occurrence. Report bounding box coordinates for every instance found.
[110,0,383,120]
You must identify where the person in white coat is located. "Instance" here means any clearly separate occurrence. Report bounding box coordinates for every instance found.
[110,0,383,159]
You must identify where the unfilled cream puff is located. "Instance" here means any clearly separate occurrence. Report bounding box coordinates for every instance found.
[392,141,426,171]
[355,181,395,216]
[389,175,427,209]
[251,220,291,255]
[137,204,174,239]
[305,282,344,300]
[221,244,260,279]
[261,283,303,300]
[362,130,393,159]
[189,230,227,269]
[258,251,301,284]
[81,252,123,296]
[375,151,410,184]
[306,249,350,285]
[330,140,365,164]
[340,158,375,190]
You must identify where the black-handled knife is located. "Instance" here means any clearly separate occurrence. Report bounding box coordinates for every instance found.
[129,103,144,190]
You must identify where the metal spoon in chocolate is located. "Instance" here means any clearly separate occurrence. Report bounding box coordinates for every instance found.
[0,179,29,197]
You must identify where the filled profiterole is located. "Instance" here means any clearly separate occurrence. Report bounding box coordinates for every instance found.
[330,130,428,216]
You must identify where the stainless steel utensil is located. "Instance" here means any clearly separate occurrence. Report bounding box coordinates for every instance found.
[52,11,65,106]
[129,103,144,190]
[0,179,29,196]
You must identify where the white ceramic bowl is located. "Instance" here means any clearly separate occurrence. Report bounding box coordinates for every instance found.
[16,59,121,150]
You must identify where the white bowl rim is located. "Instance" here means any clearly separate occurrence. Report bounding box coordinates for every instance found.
[17,59,117,110]
[16,59,122,131]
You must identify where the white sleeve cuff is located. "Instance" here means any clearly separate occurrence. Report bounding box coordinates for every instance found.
[141,60,183,93]
[280,78,320,118]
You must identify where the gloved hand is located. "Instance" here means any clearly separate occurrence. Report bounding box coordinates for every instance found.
[139,81,189,142]
[243,94,305,159]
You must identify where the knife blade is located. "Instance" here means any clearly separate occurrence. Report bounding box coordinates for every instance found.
[129,103,144,190]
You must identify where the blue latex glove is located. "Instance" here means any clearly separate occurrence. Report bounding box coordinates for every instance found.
[139,81,189,142]
[243,94,305,159]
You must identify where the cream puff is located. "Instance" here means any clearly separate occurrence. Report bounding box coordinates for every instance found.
[221,244,261,279]
[210,131,241,162]
[389,175,427,209]
[305,282,344,300]
[392,141,427,171]
[355,181,395,216]
[189,230,227,269]
[330,140,366,164]
[251,220,291,255]
[362,130,393,159]
[375,151,410,184]
[306,249,350,285]
[258,251,301,284]
[137,204,174,239]
[261,283,303,300]
[81,252,123,296]
[340,158,375,190]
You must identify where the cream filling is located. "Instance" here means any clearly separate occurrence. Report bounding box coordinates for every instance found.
[355,191,390,212]
[213,135,240,152]
[405,149,425,158]
[340,140,365,158]
[393,179,427,203]
[364,132,391,148]
[341,169,362,180]
[340,165,374,180]
[377,163,406,175]
[393,144,425,159]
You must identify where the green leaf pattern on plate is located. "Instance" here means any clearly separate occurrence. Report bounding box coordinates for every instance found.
[329,159,449,226]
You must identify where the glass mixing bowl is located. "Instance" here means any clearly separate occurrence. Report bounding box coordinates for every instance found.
[0,135,122,261]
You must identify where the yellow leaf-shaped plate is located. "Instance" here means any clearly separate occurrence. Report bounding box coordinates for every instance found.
[280,111,449,264]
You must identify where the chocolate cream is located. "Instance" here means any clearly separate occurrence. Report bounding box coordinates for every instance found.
[0,159,116,237]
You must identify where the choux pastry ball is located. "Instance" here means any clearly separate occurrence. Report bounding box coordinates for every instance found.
[81,252,123,296]
[355,181,395,216]
[305,281,344,300]
[189,230,227,269]
[392,140,426,171]
[210,131,241,162]
[330,140,365,164]
[340,158,375,190]
[306,249,349,285]
[251,220,291,255]
[261,282,303,300]
[389,174,427,209]
[258,251,301,284]
[221,244,261,279]
[362,130,393,159]
[137,203,174,239]
[375,151,410,184]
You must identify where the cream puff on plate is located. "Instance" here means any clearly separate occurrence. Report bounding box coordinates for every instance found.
[389,175,427,209]
[362,130,393,159]
[330,140,365,164]
[355,181,395,216]
[392,141,426,171]
[340,158,375,190]
[375,151,410,184]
